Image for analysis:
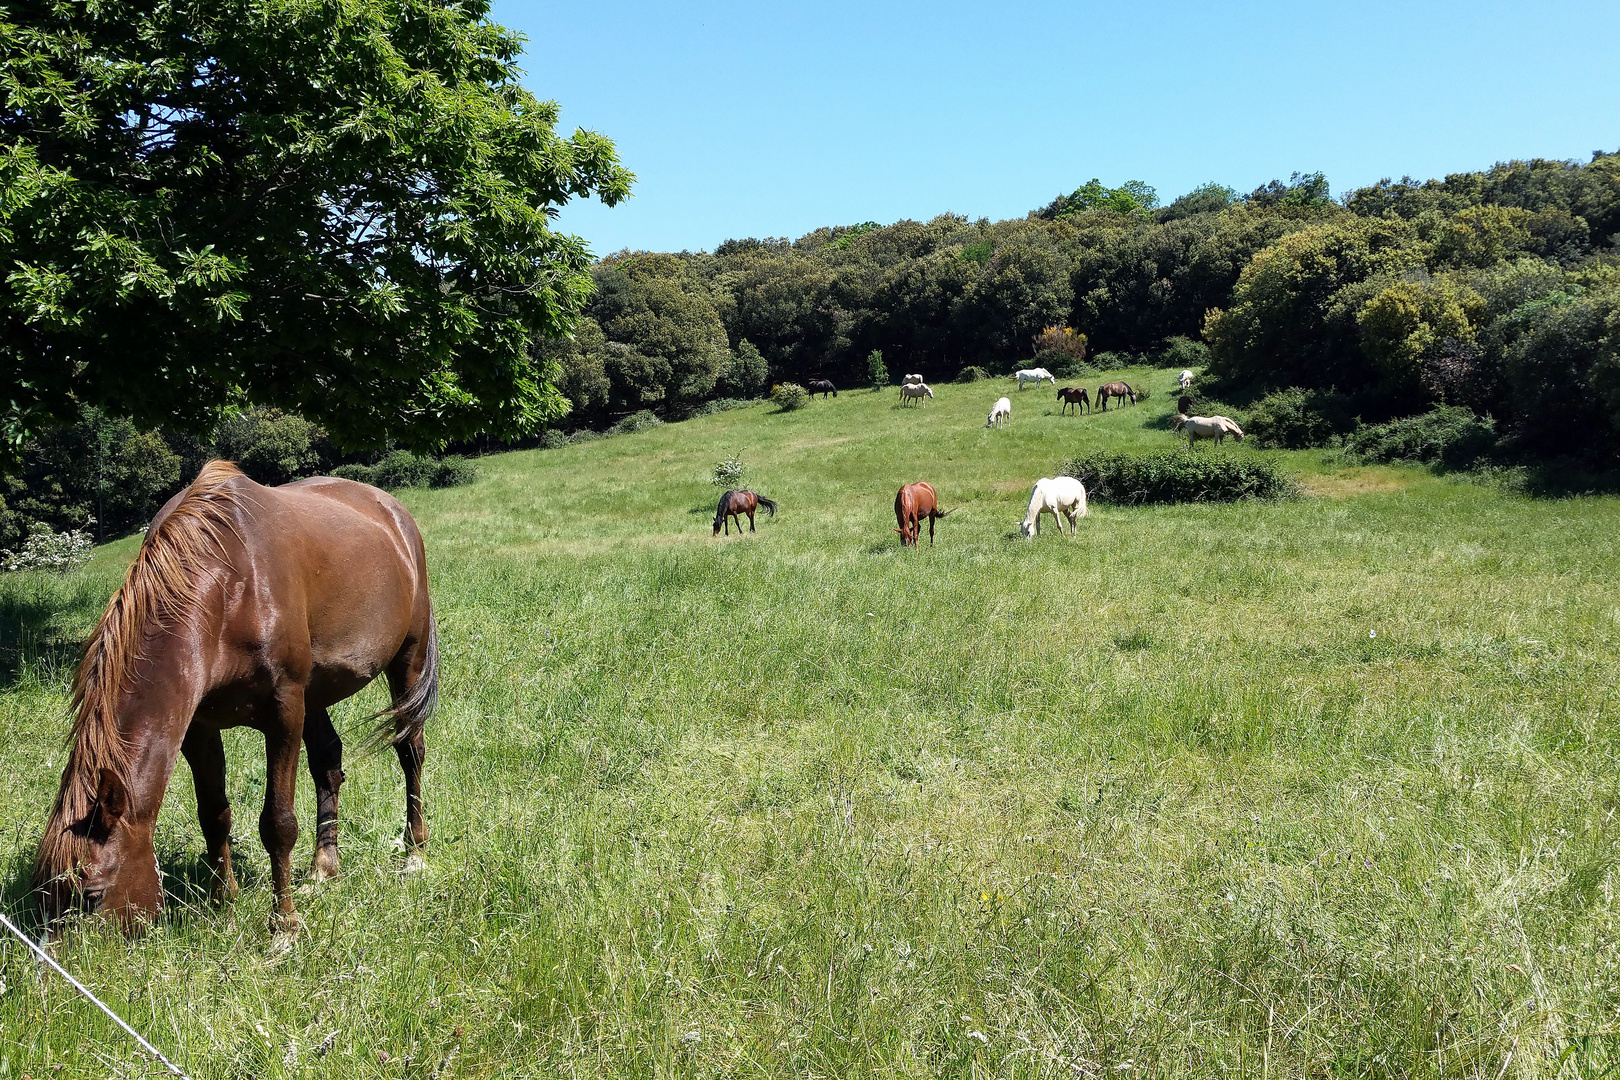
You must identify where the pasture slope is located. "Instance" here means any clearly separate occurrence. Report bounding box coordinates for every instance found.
[3,365,1620,1078]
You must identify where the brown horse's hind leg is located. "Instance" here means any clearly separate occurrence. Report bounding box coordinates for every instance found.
[748,509,756,532]
[181,724,238,906]
[304,706,345,881]
[260,684,306,937]
[385,642,432,866]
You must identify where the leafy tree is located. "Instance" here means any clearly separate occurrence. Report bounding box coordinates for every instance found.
[0,0,632,450]
[717,340,770,398]
[1040,179,1159,220]
[1357,276,1485,395]
[1246,172,1332,209]
[866,349,888,387]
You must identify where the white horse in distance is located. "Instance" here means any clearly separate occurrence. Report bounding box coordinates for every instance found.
[1179,369,1194,390]
[1013,367,1056,390]
[1021,476,1088,537]
[902,373,924,385]
[1172,414,1244,447]
[986,396,1011,427]
[899,382,934,407]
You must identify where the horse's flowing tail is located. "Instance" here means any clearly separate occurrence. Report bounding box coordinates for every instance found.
[372,614,439,748]
[755,495,778,517]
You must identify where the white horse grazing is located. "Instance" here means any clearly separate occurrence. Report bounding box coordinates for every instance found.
[1172,414,1244,447]
[899,382,934,407]
[1020,476,1088,537]
[986,396,1011,428]
[1179,369,1194,390]
[1013,367,1056,390]
[902,373,924,385]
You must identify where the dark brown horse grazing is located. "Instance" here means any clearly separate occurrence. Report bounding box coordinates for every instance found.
[1178,394,1194,415]
[713,489,778,535]
[1096,381,1136,411]
[1057,386,1091,415]
[35,461,438,941]
[894,482,951,547]
[805,379,838,399]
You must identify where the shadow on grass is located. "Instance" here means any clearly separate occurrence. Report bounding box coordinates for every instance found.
[0,588,88,690]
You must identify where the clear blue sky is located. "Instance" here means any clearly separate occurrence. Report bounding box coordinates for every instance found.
[490,0,1620,256]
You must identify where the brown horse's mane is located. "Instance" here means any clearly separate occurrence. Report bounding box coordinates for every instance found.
[35,460,248,887]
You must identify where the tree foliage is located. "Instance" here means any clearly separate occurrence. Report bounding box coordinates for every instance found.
[0,0,632,450]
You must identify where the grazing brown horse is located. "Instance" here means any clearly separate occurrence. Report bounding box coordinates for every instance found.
[894,482,952,547]
[805,379,838,399]
[35,461,438,941]
[1096,381,1136,411]
[713,489,778,535]
[1057,386,1091,415]
[1178,394,1194,416]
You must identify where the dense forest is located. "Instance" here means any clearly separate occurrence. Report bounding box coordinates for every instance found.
[4,152,1619,550]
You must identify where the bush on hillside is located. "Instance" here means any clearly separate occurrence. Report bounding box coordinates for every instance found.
[692,397,762,417]
[332,452,477,490]
[1091,350,1132,369]
[1,521,95,573]
[956,365,992,383]
[540,429,569,449]
[607,410,663,435]
[1243,387,1357,449]
[1032,348,1093,379]
[213,407,331,486]
[771,382,809,411]
[711,451,746,489]
[1061,450,1299,504]
[867,349,889,387]
[1159,336,1209,370]
[1345,405,1498,469]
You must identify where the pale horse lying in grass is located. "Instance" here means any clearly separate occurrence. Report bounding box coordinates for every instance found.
[1013,367,1056,390]
[1172,413,1244,447]
[986,396,1011,427]
[1021,476,1088,537]
[1179,369,1194,390]
[899,381,934,407]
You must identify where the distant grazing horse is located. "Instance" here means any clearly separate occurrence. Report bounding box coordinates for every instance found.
[1058,387,1091,415]
[1021,476,1088,538]
[1172,414,1245,447]
[806,379,838,399]
[894,481,951,547]
[713,489,778,534]
[902,373,925,386]
[899,382,934,407]
[1014,367,1056,390]
[1096,381,1136,411]
[1177,394,1194,416]
[1179,369,1195,390]
[35,461,438,942]
[987,396,1012,428]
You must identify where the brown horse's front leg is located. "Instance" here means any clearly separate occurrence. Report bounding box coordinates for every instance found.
[304,706,345,881]
[260,688,305,938]
[180,725,237,906]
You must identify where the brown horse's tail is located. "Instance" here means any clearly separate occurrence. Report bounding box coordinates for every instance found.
[372,614,439,747]
[755,494,778,517]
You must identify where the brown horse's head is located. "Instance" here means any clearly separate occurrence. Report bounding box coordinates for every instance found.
[39,767,162,933]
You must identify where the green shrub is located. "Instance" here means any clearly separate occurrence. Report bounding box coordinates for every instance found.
[692,397,762,417]
[718,341,770,398]
[771,382,809,411]
[956,365,992,383]
[332,453,477,490]
[213,407,329,486]
[607,409,663,435]
[540,429,569,449]
[1244,387,1356,449]
[1031,348,1093,379]
[1061,450,1300,504]
[1091,350,1131,369]
[1,521,95,573]
[712,451,746,489]
[1346,406,1497,469]
[1159,336,1209,370]
[866,349,889,387]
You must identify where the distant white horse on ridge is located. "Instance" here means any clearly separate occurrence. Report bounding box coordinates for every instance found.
[1013,367,1056,390]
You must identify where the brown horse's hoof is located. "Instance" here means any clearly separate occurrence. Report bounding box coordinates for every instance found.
[311,847,340,882]
[210,877,240,907]
[402,851,427,874]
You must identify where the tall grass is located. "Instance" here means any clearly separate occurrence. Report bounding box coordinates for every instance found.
[1,365,1616,1077]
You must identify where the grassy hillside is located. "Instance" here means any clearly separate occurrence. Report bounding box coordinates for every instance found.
[3,366,1618,1078]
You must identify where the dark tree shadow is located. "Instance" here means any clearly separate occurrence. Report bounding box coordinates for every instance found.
[0,590,86,690]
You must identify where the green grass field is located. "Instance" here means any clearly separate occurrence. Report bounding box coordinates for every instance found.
[3,365,1619,1078]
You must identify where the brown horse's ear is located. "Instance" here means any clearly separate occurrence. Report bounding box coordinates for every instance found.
[95,768,129,829]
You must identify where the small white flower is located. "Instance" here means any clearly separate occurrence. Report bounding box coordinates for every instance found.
[680,1030,701,1047]
[1369,629,1376,638]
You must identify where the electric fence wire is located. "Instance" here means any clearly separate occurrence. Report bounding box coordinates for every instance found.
[0,911,192,1079]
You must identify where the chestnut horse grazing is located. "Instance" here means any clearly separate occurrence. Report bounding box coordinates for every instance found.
[35,461,438,941]
[1096,381,1136,411]
[713,489,778,535]
[894,482,952,547]
[1058,386,1091,415]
